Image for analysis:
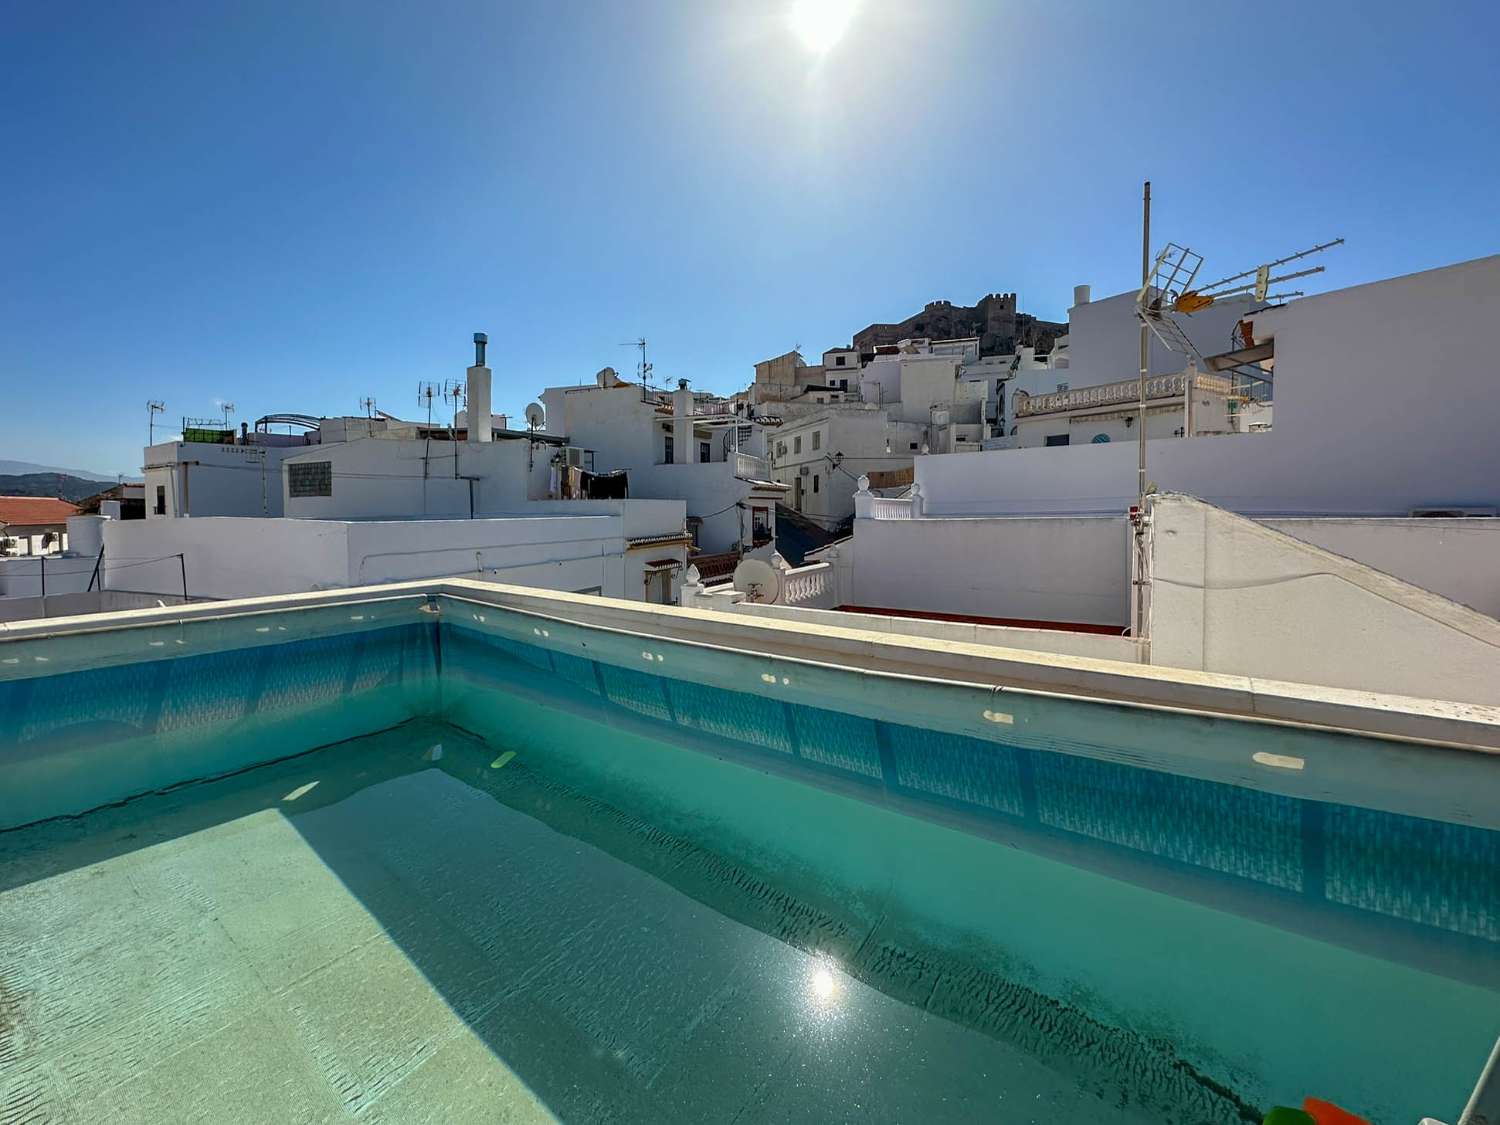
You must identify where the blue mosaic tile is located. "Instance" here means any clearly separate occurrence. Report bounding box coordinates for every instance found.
[599,663,672,722]
[1032,753,1304,891]
[886,725,1025,815]
[787,704,882,779]
[667,680,793,755]
[347,629,407,694]
[1324,806,1500,941]
[18,660,163,744]
[257,634,355,713]
[157,647,259,733]
[550,651,602,696]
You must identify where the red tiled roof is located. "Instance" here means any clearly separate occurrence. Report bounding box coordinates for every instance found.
[0,496,81,527]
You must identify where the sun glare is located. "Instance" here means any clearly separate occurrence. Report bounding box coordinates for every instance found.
[788,0,857,54]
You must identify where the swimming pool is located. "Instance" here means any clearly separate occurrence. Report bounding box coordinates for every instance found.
[1,587,1496,1123]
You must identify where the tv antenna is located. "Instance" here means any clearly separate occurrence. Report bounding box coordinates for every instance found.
[359,395,377,418]
[1136,237,1343,363]
[416,381,439,430]
[147,400,165,445]
[442,379,466,436]
[620,337,653,389]
[220,401,236,426]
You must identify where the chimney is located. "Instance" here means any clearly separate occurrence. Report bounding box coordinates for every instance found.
[1073,284,1091,307]
[672,379,697,463]
[467,332,492,443]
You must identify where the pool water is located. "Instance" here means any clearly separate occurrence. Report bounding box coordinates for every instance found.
[2,600,1496,1123]
[2,722,1164,1124]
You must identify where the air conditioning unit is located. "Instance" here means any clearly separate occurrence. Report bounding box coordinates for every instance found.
[564,447,586,469]
[1409,506,1496,518]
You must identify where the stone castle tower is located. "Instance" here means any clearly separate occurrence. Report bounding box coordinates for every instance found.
[852,292,1064,357]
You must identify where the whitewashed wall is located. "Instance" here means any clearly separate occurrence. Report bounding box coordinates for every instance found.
[848,514,1130,627]
[144,441,302,519]
[1261,517,1500,618]
[99,502,688,603]
[282,438,549,520]
[917,256,1500,517]
[1148,496,1500,705]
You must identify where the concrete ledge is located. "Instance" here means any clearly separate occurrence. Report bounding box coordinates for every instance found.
[3,576,1499,755]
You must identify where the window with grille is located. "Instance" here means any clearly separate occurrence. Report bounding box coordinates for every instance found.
[288,461,333,497]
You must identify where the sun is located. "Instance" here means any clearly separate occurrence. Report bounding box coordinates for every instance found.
[788,0,857,54]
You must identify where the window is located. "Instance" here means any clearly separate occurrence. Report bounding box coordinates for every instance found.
[812,474,819,494]
[1055,381,1070,392]
[664,435,675,464]
[812,430,821,450]
[776,440,786,457]
[835,355,846,367]
[288,461,332,497]
[699,441,711,464]
[154,485,165,515]
[794,435,802,454]
[1045,434,1070,447]
[909,442,919,450]
[751,506,772,544]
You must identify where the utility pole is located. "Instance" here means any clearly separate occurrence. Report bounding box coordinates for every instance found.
[1137,181,1151,506]
[1134,181,1152,655]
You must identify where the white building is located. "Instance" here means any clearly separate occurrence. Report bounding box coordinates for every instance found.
[144,436,306,519]
[75,346,695,609]
[764,338,996,526]
[540,368,787,564]
[724,254,1500,704]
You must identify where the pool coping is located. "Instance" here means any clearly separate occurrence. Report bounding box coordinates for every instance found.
[2,577,1498,754]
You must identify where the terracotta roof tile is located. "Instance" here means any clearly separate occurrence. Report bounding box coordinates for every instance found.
[0,496,82,527]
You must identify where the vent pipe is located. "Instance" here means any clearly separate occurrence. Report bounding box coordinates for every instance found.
[468,332,492,443]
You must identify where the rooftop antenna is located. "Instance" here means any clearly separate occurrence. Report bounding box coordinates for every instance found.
[147,400,165,445]
[416,381,439,431]
[620,337,652,390]
[220,401,235,426]
[443,379,466,437]
[1137,237,1344,363]
[359,395,377,419]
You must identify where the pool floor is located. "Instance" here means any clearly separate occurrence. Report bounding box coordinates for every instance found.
[0,722,1161,1124]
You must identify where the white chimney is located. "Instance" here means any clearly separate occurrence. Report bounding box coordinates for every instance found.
[1073,284,1091,307]
[468,332,492,443]
[672,379,697,462]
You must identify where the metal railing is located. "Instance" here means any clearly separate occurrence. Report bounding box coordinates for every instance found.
[1015,372,1232,418]
[732,452,770,480]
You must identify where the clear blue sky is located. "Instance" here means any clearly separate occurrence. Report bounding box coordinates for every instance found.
[3,0,1498,476]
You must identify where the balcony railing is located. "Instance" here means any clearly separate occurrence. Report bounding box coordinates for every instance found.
[733,452,771,480]
[781,561,836,608]
[1015,372,1232,418]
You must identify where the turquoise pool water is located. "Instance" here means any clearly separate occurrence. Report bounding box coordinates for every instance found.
[1,596,1495,1123]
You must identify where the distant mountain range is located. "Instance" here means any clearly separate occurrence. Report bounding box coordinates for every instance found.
[0,459,136,482]
[0,472,121,502]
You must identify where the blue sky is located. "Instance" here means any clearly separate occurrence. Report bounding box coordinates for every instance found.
[3,0,1498,476]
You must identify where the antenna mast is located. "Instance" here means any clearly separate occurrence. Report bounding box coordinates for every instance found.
[147,400,165,446]
[620,337,653,392]
[416,381,439,431]
[359,396,377,419]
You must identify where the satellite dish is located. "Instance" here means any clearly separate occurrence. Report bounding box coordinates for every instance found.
[524,402,545,430]
[732,558,781,604]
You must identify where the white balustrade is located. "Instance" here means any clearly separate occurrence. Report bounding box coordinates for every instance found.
[781,561,835,608]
